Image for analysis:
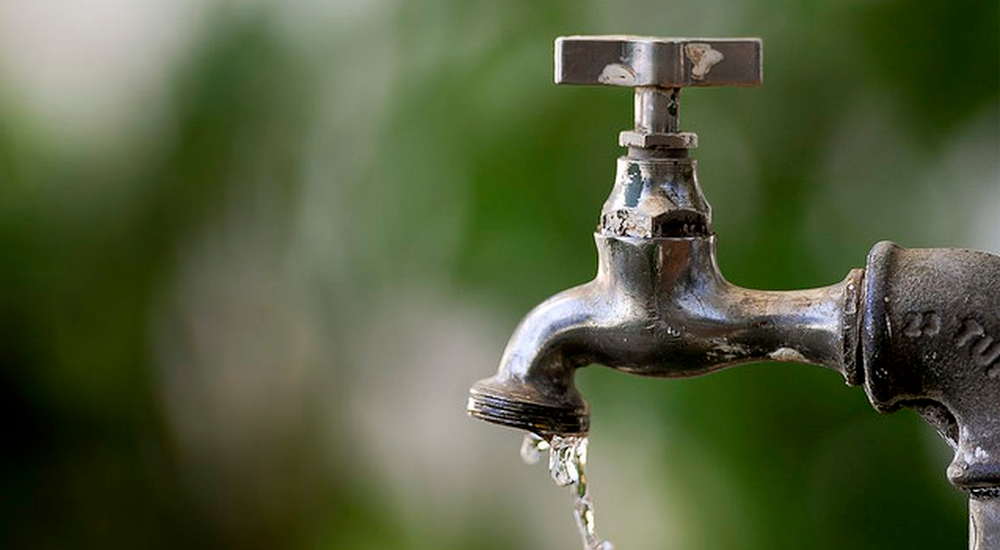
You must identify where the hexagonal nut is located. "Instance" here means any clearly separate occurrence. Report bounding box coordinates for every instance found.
[601,210,654,239]
[618,131,698,149]
[601,208,709,239]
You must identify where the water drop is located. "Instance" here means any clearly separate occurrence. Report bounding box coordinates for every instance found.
[520,432,550,465]
[549,436,582,486]
[519,433,614,550]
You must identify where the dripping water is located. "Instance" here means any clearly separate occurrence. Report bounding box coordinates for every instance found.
[521,433,614,550]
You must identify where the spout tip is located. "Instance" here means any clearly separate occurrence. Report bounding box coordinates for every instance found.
[467,377,589,436]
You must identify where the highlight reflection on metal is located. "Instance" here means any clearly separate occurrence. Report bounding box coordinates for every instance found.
[468,35,1000,549]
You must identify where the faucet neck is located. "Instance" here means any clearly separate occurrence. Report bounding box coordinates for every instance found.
[599,156,712,239]
[594,234,724,298]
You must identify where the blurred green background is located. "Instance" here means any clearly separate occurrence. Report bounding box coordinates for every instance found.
[0,1,997,549]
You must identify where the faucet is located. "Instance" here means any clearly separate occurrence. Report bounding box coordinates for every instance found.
[466,36,1000,549]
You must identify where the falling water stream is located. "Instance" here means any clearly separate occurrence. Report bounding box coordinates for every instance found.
[521,433,614,550]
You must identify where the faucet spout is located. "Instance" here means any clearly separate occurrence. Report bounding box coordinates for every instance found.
[468,233,864,436]
[467,279,603,435]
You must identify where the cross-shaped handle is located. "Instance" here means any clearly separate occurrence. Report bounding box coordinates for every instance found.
[555,36,762,88]
[555,36,762,148]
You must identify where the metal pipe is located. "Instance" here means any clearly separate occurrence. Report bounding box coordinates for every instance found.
[970,493,999,550]
[634,87,679,134]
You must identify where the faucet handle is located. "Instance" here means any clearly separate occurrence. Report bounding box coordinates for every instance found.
[555,36,762,89]
[555,36,761,147]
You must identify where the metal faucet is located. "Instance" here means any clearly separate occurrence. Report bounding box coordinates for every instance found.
[467,36,999,548]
